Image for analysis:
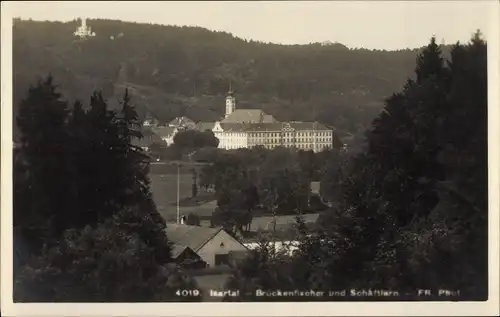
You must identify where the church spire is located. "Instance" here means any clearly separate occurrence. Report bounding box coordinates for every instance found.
[225,82,236,118]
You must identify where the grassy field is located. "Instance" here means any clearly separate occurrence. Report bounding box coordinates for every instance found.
[149,165,217,222]
[149,171,194,222]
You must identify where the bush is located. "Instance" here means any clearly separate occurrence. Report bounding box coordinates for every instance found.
[14,207,201,302]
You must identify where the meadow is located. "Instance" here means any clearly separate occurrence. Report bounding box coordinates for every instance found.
[149,164,217,222]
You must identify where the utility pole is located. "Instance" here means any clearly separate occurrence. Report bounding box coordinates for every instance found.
[165,160,212,225]
[177,162,180,224]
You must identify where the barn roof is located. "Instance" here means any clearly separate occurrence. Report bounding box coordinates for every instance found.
[249,213,320,231]
[170,244,202,259]
[171,244,188,258]
[166,224,222,252]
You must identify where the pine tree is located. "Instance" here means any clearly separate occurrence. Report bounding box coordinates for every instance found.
[415,36,448,84]
[115,88,153,210]
[14,80,182,301]
[14,75,73,251]
[114,89,170,263]
[66,100,90,228]
[294,35,464,294]
[82,91,122,224]
[431,31,488,299]
[362,37,451,290]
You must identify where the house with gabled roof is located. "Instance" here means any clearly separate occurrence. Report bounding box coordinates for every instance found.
[168,116,197,129]
[170,244,207,269]
[142,111,160,127]
[166,224,248,267]
[151,126,179,145]
[131,126,163,151]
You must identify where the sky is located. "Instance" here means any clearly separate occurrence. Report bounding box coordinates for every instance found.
[4,1,498,50]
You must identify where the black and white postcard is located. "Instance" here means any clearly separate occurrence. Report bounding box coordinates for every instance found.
[1,1,499,316]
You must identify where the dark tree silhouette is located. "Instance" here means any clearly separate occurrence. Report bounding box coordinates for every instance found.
[13,77,197,302]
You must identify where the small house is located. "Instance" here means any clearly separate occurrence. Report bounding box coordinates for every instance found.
[151,126,178,145]
[168,116,197,129]
[166,224,249,267]
[171,244,207,269]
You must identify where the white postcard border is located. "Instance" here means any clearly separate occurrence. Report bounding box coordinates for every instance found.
[2,1,499,316]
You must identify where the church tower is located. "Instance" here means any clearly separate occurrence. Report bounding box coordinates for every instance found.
[225,84,236,118]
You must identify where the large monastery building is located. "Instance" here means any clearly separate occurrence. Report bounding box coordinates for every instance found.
[144,88,340,152]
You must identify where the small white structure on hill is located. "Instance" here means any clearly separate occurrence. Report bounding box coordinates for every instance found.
[74,18,96,39]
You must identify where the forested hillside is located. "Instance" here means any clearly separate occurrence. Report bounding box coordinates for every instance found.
[13,18,450,140]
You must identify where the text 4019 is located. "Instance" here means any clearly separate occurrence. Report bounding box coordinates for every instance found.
[176,289,201,297]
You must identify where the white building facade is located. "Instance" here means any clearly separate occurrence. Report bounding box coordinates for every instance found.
[201,89,337,152]
[213,122,249,150]
[139,88,340,152]
[74,18,96,39]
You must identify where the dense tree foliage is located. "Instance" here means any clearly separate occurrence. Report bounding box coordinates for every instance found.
[194,146,335,236]
[257,148,310,217]
[149,141,169,160]
[185,213,201,226]
[15,208,198,302]
[13,18,454,141]
[321,34,488,298]
[173,129,219,154]
[13,77,198,301]
[14,76,73,250]
[226,33,488,301]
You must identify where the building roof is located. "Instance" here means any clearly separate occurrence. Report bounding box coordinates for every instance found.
[169,116,196,127]
[171,244,190,259]
[216,122,332,133]
[219,123,253,132]
[286,122,330,131]
[142,110,160,122]
[131,133,163,148]
[196,122,216,132]
[166,224,222,252]
[263,114,278,123]
[221,109,276,124]
[176,200,218,218]
[249,213,320,231]
[151,126,177,138]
